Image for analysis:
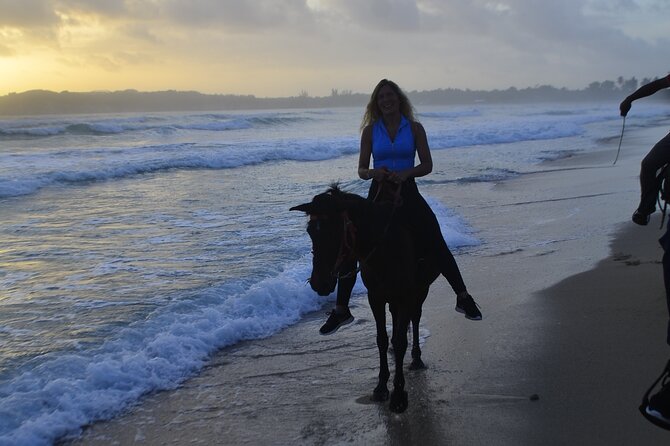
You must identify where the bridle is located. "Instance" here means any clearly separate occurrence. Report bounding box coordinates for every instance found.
[330,212,358,279]
[327,180,404,280]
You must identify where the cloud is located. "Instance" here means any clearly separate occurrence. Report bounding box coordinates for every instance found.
[95,50,153,68]
[0,0,668,95]
[0,0,322,38]
[0,41,14,56]
[121,23,162,44]
[159,0,316,31]
[0,0,59,27]
[0,0,135,25]
[319,0,421,31]
[63,0,129,17]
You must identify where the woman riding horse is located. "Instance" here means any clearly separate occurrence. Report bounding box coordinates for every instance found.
[319,79,482,335]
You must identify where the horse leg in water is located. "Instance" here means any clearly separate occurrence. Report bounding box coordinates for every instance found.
[369,294,390,402]
[389,303,410,413]
[409,287,429,370]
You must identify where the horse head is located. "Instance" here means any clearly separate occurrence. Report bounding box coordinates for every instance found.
[290,186,360,296]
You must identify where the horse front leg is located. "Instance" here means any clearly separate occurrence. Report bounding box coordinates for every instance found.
[369,295,389,402]
[389,308,410,413]
[409,288,428,370]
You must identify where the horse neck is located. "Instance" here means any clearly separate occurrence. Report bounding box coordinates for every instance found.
[346,201,391,258]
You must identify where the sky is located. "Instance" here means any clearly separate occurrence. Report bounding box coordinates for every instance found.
[0,0,668,97]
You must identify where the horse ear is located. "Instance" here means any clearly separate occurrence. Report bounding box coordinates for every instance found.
[290,203,312,213]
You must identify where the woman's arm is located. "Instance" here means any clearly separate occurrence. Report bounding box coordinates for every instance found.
[358,125,388,181]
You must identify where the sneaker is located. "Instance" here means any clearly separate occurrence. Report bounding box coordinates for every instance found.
[632,210,651,226]
[641,360,670,430]
[319,309,354,335]
[455,294,482,321]
[647,387,670,425]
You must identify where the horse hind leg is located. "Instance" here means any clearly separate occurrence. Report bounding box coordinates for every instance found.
[409,320,426,370]
[389,314,409,413]
[409,288,428,370]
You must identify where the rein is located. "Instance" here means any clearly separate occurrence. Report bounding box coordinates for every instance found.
[371,179,404,207]
[613,116,626,165]
[331,181,403,279]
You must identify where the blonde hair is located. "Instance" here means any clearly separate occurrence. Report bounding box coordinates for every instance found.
[360,79,416,132]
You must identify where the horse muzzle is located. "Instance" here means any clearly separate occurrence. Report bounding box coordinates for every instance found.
[309,272,337,296]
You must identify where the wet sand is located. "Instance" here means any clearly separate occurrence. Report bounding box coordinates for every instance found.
[71,122,670,445]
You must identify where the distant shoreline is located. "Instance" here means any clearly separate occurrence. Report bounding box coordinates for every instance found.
[2,80,668,116]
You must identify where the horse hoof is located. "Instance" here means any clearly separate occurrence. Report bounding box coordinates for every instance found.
[372,387,389,402]
[390,390,408,413]
[409,359,427,370]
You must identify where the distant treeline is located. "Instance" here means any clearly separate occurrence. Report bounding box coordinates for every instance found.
[0,77,667,116]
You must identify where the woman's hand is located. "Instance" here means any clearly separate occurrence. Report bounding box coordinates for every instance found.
[387,170,407,184]
[370,166,389,181]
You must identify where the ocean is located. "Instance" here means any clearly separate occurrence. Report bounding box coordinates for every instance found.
[0,101,667,445]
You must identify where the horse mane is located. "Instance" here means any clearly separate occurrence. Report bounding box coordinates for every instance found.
[324,183,398,244]
[325,183,366,203]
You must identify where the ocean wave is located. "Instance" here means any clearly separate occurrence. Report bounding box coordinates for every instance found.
[0,113,593,198]
[0,122,144,138]
[0,113,317,140]
[2,103,666,199]
[0,126,66,138]
[456,168,521,184]
[0,263,324,445]
[419,109,481,119]
[421,168,521,185]
[0,137,361,198]
[430,119,585,149]
[539,110,579,116]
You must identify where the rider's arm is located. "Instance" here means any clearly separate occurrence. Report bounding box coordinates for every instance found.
[358,125,387,181]
[620,75,670,116]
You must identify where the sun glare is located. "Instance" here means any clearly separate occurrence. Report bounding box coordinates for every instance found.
[0,56,46,94]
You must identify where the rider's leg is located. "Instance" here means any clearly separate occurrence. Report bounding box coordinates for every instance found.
[400,180,481,320]
[660,226,670,346]
[319,259,357,335]
[638,132,670,216]
[335,264,356,313]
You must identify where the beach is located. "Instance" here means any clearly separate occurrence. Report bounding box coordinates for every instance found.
[2,103,669,445]
[64,120,670,445]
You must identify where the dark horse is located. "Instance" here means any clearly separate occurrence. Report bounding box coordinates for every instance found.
[291,184,439,413]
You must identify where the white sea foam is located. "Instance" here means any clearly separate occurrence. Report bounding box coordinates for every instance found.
[0,261,322,445]
[427,196,481,249]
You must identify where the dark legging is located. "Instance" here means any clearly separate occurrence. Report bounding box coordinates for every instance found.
[639,132,670,214]
[643,132,670,345]
[336,179,467,307]
[659,227,670,346]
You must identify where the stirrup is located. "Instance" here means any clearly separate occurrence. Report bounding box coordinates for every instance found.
[639,359,670,430]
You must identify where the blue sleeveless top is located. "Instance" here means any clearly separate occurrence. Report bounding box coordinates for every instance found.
[372,115,415,172]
